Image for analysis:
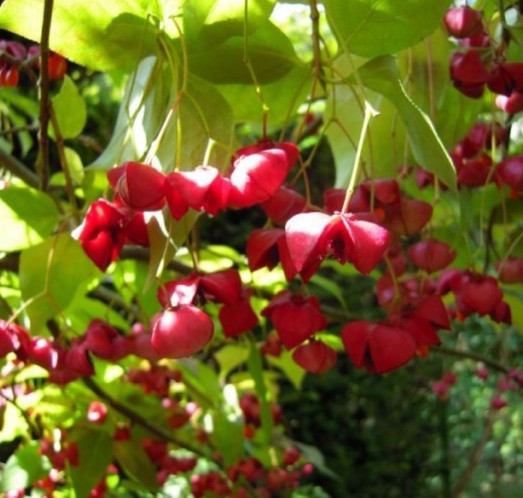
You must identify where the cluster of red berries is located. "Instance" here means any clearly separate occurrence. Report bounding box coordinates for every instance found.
[432,366,523,411]
[0,317,178,385]
[445,122,522,192]
[152,268,257,358]
[441,7,523,193]
[75,131,516,376]
[79,139,299,272]
[0,40,25,87]
[445,6,523,110]
[73,7,523,379]
[140,438,198,486]
[4,432,83,498]
[417,119,522,193]
[0,39,67,87]
[239,392,282,438]
[127,364,182,397]
[189,453,311,498]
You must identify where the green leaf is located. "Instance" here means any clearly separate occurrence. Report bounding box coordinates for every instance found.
[247,343,273,447]
[315,332,344,352]
[358,55,457,191]
[324,54,407,187]
[0,408,26,443]
[184,0,275,49]
[50,76,87,140]
[0,87,40,116]
[114,439,159,491]
[188,21,303,84]
[211,410,245,466]
[177,358,222,408]
[324,0,452,57]
[91,57,234,173]
[49,145,85,186]
[266,350,306,390]
[69,427,114,498]
[64,295,131,333]
[89,56,167,169]
[0,186,60,252]
[310,274,347,311]
[219,65,310,125]
[215,344,250,381]
[0,0,162,71]
[295,441,339,480]
[2,441,52,491]
[19,233,100,332]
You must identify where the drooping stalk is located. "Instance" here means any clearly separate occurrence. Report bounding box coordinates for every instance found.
[341,101,378,213]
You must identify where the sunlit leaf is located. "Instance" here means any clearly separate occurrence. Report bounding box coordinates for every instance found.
[0,0,162,71]
[219,65,310,125]
[188,21,303,84]
[19,233,100,332]
[0,186,60,252]
[50,76,87,140]
[2,442,51,492]
[114,439,159,491]
[266,349,306,390]
[177,358,222,408]
[358,56,457,191]
[216,344,250,381]
[324,0,452,57]
[183,0,276,49]
[211,411,244,466]
[69,427,114,498]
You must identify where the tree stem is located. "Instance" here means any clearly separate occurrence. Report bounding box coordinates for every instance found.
[0,148,40,188]
[36,0,54,191]
[82,377,208,458]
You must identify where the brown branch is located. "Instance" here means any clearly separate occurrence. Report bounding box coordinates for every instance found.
[0,148,40,188]
[435,346,512,377]
[451,409,496,498]
[309,0,325,89]
[120,246,194,275]
[49,105,81,223]
[0,124,39,136]
[35,0,55,191]
[82,377,209,458]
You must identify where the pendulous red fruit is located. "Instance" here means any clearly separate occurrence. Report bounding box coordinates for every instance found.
[218,293,259,338]
[285,211,390,277]
[459,274,503,315]
[407,239,456,273]
[151,306,213,359]
[165,166,231,218]
[48,52,67,79]
[449,51,489,98]
[262,291,327,349]
[443,6,484,39]
[228,149,290,208]
[496,257,523,284]
[292,340,337,374]
[108,161,166,211]
[496,156,523,192]
[341,321,417,374]
[496,91,523,114]
[261,185,307,226]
